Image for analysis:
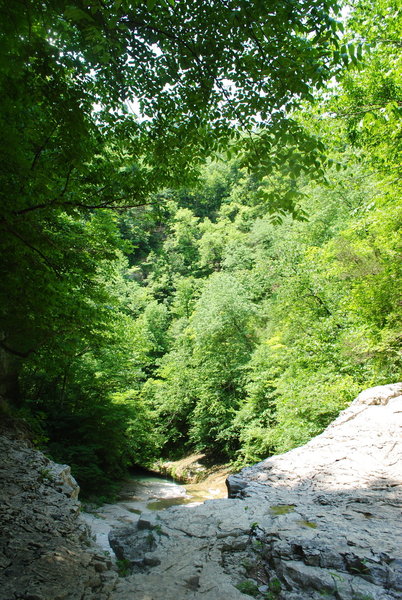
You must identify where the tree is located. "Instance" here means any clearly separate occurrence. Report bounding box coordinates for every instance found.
[0,0,346,400]
[149,272,257,457]
[331,0,402,177]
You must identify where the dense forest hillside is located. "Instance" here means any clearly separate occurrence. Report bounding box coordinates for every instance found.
[0,0,400,497]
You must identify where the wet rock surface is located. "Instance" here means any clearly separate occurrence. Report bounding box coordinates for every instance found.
[111,384,402,600]
[0,433,118,600]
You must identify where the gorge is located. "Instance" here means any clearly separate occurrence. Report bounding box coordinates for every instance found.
[1,2,401,599]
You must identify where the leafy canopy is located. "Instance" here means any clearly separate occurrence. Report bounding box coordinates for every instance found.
[0,0,345,360]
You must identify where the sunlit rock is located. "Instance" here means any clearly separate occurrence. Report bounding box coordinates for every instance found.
[111,383,402,600]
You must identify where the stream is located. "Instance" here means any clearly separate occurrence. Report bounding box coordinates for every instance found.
[81,471,227,554]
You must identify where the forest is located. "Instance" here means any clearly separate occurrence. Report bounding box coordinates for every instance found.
[0,0,400,498]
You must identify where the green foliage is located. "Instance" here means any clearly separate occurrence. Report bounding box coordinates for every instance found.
[1,0,346,387]
[334,0,402,177]
[143,127,400,466]
[1,0,400,493]
[267,577,282,598]
[116,558,131,577]
[38,468,54,483]
[147,272,257,457]
[16,255,162,495]
[236,580,260,597]
[25,368,159,496]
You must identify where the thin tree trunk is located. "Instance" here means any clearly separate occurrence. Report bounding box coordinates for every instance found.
[0,345,22,407]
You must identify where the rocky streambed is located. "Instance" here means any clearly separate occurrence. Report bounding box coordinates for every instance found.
[1,383,401,600]
[110,383,402,600]
[81,469,228,554]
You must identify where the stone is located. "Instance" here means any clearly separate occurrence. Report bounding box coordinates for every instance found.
[1,384,401,600]
[0,433,117,600]
[225,473,249,497]
[111,383,402,600]
[137,515,158,530]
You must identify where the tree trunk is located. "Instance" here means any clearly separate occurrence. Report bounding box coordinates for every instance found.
[0,345,22,407]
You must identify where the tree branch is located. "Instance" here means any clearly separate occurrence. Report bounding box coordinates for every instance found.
[3,223,62,275]
[0,340,35,358]
[11,196,160,216]
[30,125,59,171]
[333,101,402,119]
[60,166,74,197]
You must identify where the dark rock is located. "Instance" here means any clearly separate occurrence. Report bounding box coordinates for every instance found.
[225,474,249,498]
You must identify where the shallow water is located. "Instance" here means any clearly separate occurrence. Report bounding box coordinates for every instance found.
[81,472,226,553]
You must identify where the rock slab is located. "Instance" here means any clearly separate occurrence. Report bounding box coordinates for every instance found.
[111,384,402,600]
[0,433,118,600]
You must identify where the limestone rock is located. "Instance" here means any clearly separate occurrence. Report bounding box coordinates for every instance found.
[0,433,118,600]
[48,463,80,500]
[1,383,401,600]
[112,383,402,600]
